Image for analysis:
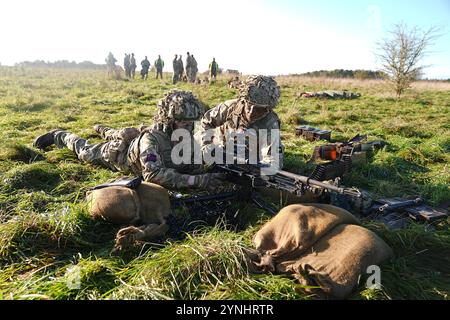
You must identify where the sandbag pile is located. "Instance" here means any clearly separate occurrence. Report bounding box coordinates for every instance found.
[246,203,393,299]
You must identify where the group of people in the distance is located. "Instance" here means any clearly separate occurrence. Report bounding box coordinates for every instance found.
[105,52,219,82]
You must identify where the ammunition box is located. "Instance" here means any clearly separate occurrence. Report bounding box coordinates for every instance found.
[405,205,448,222]
[295,126,331,141]
[349,151,367,165]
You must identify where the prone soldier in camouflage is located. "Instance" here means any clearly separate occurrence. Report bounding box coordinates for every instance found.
[300,90,361,99]
[198,75,284,168]
[33,90,225,191]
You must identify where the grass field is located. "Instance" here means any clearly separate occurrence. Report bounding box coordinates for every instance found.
[0,67,449,300]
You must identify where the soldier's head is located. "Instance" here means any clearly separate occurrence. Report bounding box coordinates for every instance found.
[238,75,280,123]
[132,53,134,56]
[154,89,205,133]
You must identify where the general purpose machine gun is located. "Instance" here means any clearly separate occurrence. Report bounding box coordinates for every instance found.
[217,163,362,200]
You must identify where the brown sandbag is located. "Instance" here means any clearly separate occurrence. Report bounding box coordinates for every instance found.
[253,204,359,264]
[278,224,393,299]
[86,182,171,226]
[248,203,393,299]
[87,185,140,224]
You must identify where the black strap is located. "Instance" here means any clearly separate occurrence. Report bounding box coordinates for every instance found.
[91,176,143,190]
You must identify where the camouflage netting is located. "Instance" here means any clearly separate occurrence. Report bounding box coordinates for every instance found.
[154,89,205,124]
[238,75,280,108]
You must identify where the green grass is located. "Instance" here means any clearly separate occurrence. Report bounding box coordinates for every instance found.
[0,67,448,300]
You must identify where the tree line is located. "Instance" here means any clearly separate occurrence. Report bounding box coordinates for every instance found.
[14,60,105,69]
[292,69,387,80]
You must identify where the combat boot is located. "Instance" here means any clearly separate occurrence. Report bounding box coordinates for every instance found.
[93,124,109,136]
[33,129,60,150]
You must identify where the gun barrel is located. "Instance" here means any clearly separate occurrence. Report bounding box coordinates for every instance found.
[277,170,359,196]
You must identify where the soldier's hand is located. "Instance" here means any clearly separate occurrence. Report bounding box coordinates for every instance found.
[196,173,226,192]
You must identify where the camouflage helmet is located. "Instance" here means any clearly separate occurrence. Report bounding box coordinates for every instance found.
[238,75,280,108]
[154,89,205,124]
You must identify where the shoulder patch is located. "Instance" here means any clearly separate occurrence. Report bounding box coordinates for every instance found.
[145,153,157,163]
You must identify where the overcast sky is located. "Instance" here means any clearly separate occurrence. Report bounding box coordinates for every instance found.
[1,0,449,78]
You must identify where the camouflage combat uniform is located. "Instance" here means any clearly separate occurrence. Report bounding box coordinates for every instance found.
[177,56,184,79]
[172,55,179,84]
[155,56,164,79]
[124,54,131,78]
[300,90,361,99]
[198,75,284,167]
[130,54,137,79]
[190,56,198,83]
[185,54,192,81]
[141,57,150,80]
[209,59,218,80]
[34,91,223,191]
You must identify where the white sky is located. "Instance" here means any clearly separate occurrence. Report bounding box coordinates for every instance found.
[0,0,448,78]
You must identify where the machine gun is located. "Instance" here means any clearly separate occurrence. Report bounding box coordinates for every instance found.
[217,163,362,200]
[215,164,448,228]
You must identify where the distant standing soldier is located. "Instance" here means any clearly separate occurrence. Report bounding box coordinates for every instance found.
[130,53,137,79]
[172,54,179,84]
[124,53,131,78]
[209,58,219,81]
[155,55,164,79]
[185,52,192,81]
[178,55,184,79]
[105,52,117,77]
[141,56,150,80]
[190,55,198,83]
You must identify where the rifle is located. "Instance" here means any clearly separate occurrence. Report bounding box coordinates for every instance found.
[367,197,448,223]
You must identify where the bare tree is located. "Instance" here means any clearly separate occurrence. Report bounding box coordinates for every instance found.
[377,23,440,98]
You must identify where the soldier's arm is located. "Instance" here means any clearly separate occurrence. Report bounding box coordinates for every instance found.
[99,126,140,143]
[198,102,232,155]
[139,134,213,190]
[200,102,231,131]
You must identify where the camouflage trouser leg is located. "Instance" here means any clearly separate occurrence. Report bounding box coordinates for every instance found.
[53,130,114,170]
